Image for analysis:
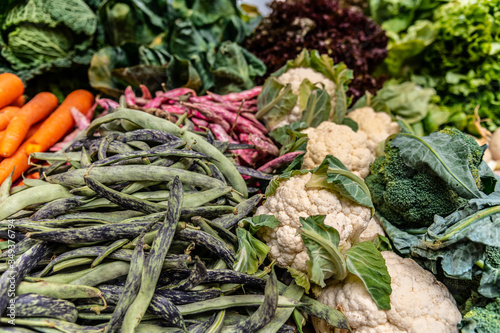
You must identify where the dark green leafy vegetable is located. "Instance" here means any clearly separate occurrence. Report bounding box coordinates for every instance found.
[89,0,264,96]
[366,129,488,229]
[374,0,500,132]
[0,0,97,92]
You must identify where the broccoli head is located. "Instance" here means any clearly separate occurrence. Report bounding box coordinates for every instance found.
[484,246,500,269]
[462,298,500,333]
[365,128,484,228]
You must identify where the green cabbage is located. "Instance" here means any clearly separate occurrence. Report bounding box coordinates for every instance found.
[0,0,97,81]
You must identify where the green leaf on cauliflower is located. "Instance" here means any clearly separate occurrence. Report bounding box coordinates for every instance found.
[234,227,270,275]
[301,87,331,128]
[269,121,309,156]
[257,49,352,130]
[265,153,307,197]
[256,80,298,130]
[238,214,280,235]
[345,241,392,310]
[298,79,317,112]
[299,215,347,287]
[305,155,374,211]
[373,235,393,252]
[287,267,311,293]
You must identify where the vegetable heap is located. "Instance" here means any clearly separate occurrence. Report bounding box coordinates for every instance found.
[245,0,389,102]
[256,49,352,132]
[371,0,500,132]
[0,107,351,332]
[0,73,95,184]
[0,0,265,98]
[0,0,97,83]
[366,128,500,326]
[96,85,279,168]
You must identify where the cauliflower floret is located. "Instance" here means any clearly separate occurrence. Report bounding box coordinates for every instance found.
[270,67,337,130]
[347,107,400,157]
[271,105,303,131]
[256,173,371,272]
[302,122,373,178]
[355,215,385,243]
[313,251,462,333]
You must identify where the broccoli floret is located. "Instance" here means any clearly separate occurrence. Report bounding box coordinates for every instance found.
[462,298,500,333]
[365,129,483,228]
[485,246,500,269]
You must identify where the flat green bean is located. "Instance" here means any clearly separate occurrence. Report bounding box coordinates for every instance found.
[47,165,225,189]
[0,184,72,220]
[0,170,14,204]
[69,261,130,287]
[85,109,248,196]
[52,258,94,272]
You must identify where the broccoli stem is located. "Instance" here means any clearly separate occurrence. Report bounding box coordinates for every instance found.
[436,205,500,243]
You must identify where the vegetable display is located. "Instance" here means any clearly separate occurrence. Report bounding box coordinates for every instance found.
[2,1,500,332]
[98,85,279,167]
[366,128,500,312]
[256,49,352,131]
[0,106,350,332]
[0,73,95,185]
[0,0,265,98]
[0,0,97,82]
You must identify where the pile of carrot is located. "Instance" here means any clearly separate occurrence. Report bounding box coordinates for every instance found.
[0,73,95,184]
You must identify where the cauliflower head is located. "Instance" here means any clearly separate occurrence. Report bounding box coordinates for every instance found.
[347,107,400,157]
[271,67,337,130]
[256,172,371,272]
[355,215,385,243]
[302,122,373,178]
[313,251,461,333]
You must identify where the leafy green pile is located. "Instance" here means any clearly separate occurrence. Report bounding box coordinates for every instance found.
[370,0,500,132]
[366,128,500,305]
[0,0,265,97]
[0,0,97,82]
[89,0,265,97]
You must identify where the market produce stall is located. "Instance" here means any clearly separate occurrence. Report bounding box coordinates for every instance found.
[0,0,498,332]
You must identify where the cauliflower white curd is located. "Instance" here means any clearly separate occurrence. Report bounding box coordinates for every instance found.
[302,122,373,178]
[346,107,400,157]
[256,172,371,272]
[313,251,462,333]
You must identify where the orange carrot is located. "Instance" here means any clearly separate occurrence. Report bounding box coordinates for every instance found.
[25,90,94,154]
[27,172,40,179]
[0,140,31,184]
[0,73,24,109]
[0,130,4,143]
[25,121,43,138]
[0,92,58,157]
[0,106,20,131]
[10,94,25,107]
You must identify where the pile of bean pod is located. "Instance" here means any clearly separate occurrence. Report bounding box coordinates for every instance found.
[98,86,280,168]
[0,108,349,333]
